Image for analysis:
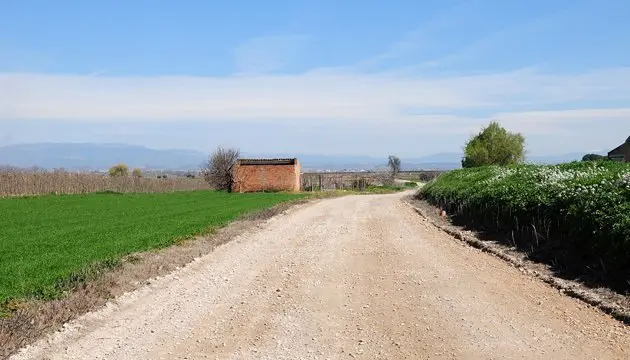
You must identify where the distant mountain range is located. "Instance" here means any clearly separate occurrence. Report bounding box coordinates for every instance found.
[247,152,464,171]
[0,143,597,171]
[0,143,207,171]
[526,152,591,164]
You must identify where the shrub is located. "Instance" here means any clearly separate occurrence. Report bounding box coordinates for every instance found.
[131,168,143,178]
[582,153,607,162]
[419,161,630,289]
[351,178,372,190]
[201,147,240,191]
[108,164,129,177]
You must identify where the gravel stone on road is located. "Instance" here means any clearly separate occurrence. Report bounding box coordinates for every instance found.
[11,192,630,359]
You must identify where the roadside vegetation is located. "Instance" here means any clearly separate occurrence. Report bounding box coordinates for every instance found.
[362,182,417,194]
[419,158,630,290]
[0,190,306,313]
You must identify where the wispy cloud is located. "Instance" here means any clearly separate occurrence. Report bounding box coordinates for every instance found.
[350,0,481,72]
[86,69,107,77]
[414,3,583,71]
[1,67,629,129]
[398,108,630,134]
[363,1,592,76]
[492,108,630,135]
[232,34,310,75]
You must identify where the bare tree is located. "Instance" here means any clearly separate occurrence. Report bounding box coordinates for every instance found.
[387,155,401,177]
[0,165,22,173]
[201,147,240,192]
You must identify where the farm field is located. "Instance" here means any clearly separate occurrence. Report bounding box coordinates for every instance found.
[0,190,306,309]
[419,161,630,289]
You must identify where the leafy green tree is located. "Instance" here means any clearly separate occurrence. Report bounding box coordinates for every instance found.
[109,163,129,177]
[132,168,143,177]
[462,121,525,168]
[582,153,607,162]
[387,155,401,177]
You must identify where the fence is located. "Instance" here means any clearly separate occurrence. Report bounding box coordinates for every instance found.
[301,172,390,191]
[301,170,446,191]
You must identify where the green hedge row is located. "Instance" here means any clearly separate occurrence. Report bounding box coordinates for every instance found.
[419,161,630,288]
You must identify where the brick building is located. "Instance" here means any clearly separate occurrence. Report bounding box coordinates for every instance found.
[608,136,630,162]
[232,158,301,193]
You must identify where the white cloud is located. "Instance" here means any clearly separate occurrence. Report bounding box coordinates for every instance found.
[1,67,630,125]
[390,108,630,138]
[495,108,630,123]
[492,108,630,136]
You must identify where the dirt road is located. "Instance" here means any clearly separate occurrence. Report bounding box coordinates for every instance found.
[12,192,630,359]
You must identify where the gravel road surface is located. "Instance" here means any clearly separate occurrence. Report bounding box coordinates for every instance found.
[12,192,630,359]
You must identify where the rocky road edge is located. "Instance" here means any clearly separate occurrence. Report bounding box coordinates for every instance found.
[0,197,320,360]
[403,196,630,326]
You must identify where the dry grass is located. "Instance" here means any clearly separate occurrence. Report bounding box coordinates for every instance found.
[0,198,313,360]
[0,171,211,197]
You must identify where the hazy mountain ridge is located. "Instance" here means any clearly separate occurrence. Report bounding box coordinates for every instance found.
[0,143,599,171]
[0,143,208,171]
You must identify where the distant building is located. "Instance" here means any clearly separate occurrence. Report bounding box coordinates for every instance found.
[232,158,301,193]
[608,136,630,162]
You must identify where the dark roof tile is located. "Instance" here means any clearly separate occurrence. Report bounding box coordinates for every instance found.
[238,158,298,166]
[608,143,626,156]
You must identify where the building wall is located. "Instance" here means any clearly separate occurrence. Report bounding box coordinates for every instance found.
[609,142,630,162]
[233,161,301,192]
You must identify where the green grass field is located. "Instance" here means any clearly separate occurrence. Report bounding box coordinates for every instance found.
[361,183,417,194]
[0,190,306,307]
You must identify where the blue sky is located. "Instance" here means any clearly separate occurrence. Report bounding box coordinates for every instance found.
[1,0,629,157]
